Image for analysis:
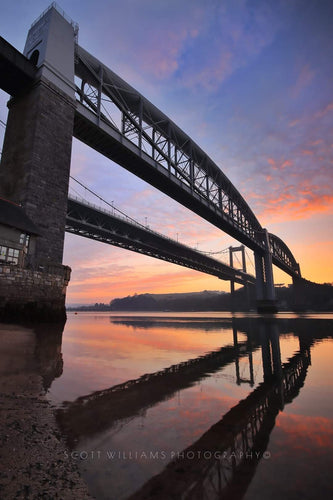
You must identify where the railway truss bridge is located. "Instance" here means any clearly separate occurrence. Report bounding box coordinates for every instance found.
[0,4,302,311]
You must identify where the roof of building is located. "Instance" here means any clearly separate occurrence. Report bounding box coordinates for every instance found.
[0,198,41,235]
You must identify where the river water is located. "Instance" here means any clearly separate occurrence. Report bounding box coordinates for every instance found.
[13,312,333,498]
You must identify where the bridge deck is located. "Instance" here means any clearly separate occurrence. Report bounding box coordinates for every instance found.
[0,37,37,96]
[66,197,256,285]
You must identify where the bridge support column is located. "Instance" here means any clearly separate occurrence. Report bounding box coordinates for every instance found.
[229,246,235,310]
[233,326,241,384]
[0,6,76,321]
[0,81,75,266]
[229,245,250,311]
[260,325,273,380]
[255,230,278,313]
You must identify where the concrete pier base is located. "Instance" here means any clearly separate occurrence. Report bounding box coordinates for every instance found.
[256,299,279,314]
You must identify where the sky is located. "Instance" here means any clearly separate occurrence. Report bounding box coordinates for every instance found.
[0,0,332,304]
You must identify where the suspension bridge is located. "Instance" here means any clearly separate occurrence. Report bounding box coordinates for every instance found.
[67,176,256,285]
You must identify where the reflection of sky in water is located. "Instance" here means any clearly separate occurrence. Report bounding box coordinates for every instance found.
[49,312,249,404]
[49,312,305,405]
[48,313,333,500]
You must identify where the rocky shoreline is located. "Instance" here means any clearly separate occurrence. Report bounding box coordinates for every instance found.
[0,324,93,499]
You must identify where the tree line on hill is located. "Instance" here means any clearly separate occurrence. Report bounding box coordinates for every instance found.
[67,280,333,312]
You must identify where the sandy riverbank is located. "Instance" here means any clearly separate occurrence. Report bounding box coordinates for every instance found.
[0,323,93,499]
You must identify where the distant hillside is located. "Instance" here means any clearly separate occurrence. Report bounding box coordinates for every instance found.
[67,281,333,312]
[110,290,228,311]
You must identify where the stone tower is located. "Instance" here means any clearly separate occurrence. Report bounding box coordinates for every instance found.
[0,5,77,266]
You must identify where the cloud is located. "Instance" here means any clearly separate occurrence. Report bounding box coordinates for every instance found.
[315,101,333,119]
[90,0,204,85]
[178,0,286,91]
[276,413,333,451]
[291,64,316,99]
[258,193,333,224]
[223,92,333,228]
[66,259,225,304]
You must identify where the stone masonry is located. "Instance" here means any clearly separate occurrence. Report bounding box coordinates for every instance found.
[0,78,75,266]
[0,264,71,321]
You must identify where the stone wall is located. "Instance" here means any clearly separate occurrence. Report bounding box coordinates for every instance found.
[0,264,71,322]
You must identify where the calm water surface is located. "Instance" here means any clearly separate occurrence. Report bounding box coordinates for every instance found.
[38,313,333,498]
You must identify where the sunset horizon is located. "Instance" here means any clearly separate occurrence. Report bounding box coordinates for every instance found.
[0,3,332,499]
[0,0,332,304]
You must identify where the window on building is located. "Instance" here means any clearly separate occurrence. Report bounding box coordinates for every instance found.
[0,246,20,265]
[19,233,30,250]
[0,246,6,261]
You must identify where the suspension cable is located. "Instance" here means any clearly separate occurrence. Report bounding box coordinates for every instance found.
[69,176,254,264]
[69,175,173,238]
[197,248,229,256]
[245,248,256,272]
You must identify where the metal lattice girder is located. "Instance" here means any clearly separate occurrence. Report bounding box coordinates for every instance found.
[73,46,263,244]
[268,233,301,277]
[73,45,301,279]
[66,197,255,285]
[0,35,302,280]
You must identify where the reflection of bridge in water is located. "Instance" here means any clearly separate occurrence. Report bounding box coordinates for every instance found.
[56,320,314,471]
[55,318,318,500]
[126,324,311,500]
[56,329,261,446]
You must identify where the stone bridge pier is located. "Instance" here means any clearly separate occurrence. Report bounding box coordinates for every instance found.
[0,7,76,321]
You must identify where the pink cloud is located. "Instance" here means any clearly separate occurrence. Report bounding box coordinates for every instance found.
[291,63,316,98]
[310,139,323,146]
[315,101,333,119]
[266,158,293,170]
[289,119,300,127]
[181,51,233,91]
[302,149,314,156]
[281,160,293,169]
[257,192,333,224]
[140,27,199,80]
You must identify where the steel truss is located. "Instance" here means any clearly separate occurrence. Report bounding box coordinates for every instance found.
[269,233,300,276]
[73,45,300,278]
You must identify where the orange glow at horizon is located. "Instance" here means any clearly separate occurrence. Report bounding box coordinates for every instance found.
[66,263,232,304]
[65,236,333,304]
[65,232,333,304]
